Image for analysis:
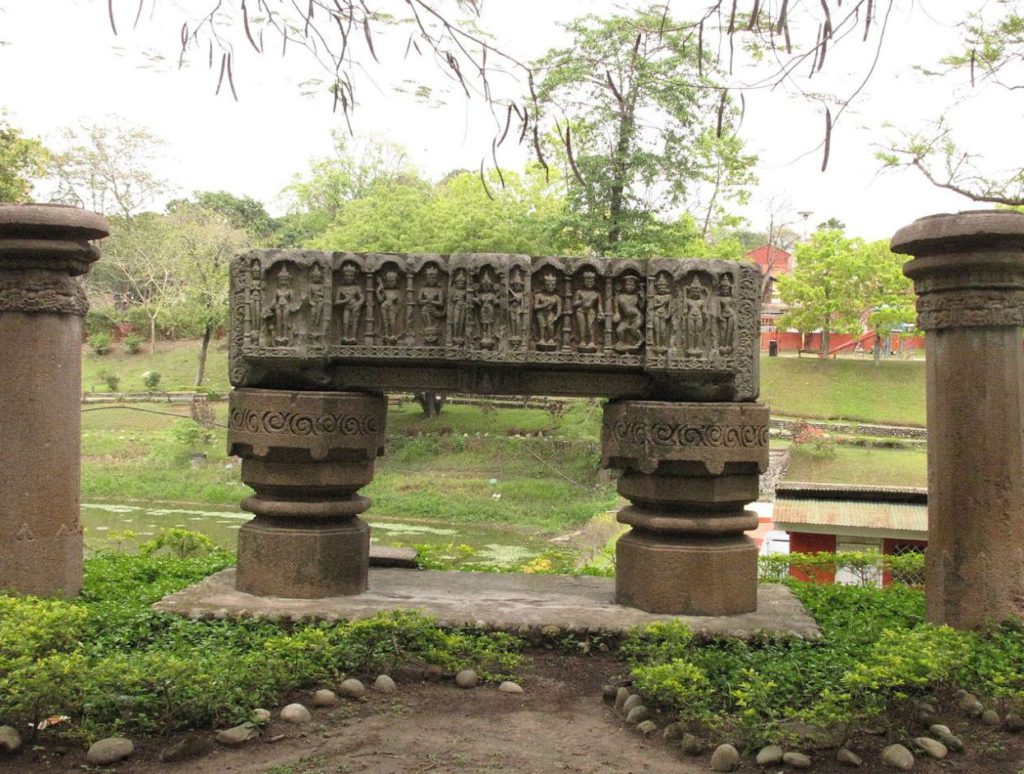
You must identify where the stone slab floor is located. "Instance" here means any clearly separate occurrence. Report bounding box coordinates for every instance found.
[155,568,821,639]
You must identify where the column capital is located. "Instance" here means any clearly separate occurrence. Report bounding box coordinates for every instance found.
[0,204,109,276]
[893,210,1024,331]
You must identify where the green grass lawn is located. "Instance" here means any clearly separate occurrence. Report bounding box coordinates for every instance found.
[760,356,926,426]
[783,445,928,488]
[82,339,231,395]
[80,401,616,534]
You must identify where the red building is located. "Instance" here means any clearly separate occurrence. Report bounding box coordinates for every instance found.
[773,483,927,586]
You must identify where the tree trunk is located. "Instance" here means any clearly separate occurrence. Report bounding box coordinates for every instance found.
[873,333,882,366]
[414,392,447,418]
[195,323,213,386]
[149,315,157,356]
[820,326,830,357]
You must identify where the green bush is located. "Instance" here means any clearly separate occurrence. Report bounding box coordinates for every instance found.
[757,551,926,586]
[170,419,212,448]
[142,370,161,390]
[84,308,119,337]
[124,334,144,354]
[97,368,120,392]
[89,332,114,356]
[0,550,522,742]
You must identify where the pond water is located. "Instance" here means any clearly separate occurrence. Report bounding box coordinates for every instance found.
[81,502,561,569]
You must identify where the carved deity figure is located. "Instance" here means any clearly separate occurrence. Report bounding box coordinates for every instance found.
[683,276,708,357]
[247,258,263,344]
[533,271,562,351]
[418,264,446,345]
[376,269,403,345]
[573,268,604,352]
[449,270,469,345]
[613,274,644,352]
[650,272,674,352]
[266,266,303,346]
[334,262,365,344]
[716,274,736,356]
[508,268,526,344]
[474,268,500,350]
[307,262,329,345]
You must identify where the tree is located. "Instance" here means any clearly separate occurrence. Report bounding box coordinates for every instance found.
[878,2,1024,204]
[534,9,757,256]
[163,205,250,386]
[777,230,870,356]
[858,239,915,365]
[110,1,894,175]
[49,121,170,219]
[778,232,915,357]
[284,133,418,241]
[0,112,48,203]
[168,191,276,243]
[100,213,181,355]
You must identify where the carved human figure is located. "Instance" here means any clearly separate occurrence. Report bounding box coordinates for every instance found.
[334,262,365,344]
[307,262,329,345]
[650,272,674,352]
[376,268,403,345]
[418,264,446,345]
[613,274,644,352]
[573,269,604,352]
[266,266,303,346]
[247,258,263,344]
[533,271,562,350]
[450,269,469,345]
[508,268,526,344]
[716,273,736,355]
[474,268,500,349]
[683,276,708,357]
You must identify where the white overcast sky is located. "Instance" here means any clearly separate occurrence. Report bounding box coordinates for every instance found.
[0,0,1015,241]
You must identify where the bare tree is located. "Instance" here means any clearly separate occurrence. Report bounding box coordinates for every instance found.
[108,1,899,172]
[49,121,171,219]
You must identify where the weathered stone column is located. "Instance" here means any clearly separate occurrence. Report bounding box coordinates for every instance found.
[602,401,769,615]
[0,204,109,597]
[892,210,1024,628]
[227,388,386,598]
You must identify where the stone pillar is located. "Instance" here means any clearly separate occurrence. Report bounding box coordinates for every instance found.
[227,388,387,598]
[602,401,769,615]
[892,210,1024,628]
[0,204,109,597]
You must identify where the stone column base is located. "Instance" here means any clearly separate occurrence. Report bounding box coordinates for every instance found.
[236,517,370,598]
[615,532,758,615]
[602,400,769,616]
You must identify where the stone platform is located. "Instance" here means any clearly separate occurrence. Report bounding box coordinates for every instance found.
[154,568,821,640]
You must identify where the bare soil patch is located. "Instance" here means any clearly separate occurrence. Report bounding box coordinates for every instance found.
[12,653,1024,773]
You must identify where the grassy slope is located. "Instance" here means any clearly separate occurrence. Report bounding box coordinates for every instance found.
[760,357,926,426]
[83,340,231,394]
[80,342,931,509]
[783,445,928,488]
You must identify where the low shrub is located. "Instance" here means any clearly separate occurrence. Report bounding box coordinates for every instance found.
[141,370,161,390]
[124,334,144,354]
[97,368,120,392]
[0,547,522,742]
[88,332,114,356]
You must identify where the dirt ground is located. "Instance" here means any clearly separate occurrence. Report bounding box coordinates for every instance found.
[11,653,1024,773]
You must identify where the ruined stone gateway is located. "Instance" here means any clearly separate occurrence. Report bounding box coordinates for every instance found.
[227,251,768,615]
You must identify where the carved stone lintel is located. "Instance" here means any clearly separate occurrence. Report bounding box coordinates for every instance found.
[229,251,762,402]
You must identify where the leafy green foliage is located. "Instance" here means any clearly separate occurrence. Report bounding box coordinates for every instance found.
[0,551,521,741]
[141,369,161,389]
[777,232,915,355]
[534,8,756,255]
[0,112,48,203]
[89,332,114,356]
